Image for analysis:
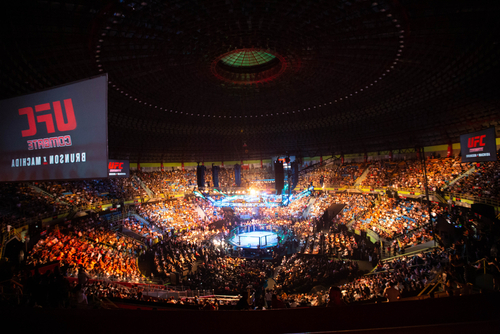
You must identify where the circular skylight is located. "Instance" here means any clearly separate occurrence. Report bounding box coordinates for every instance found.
[220,50,276,68]
[212,49,286,84]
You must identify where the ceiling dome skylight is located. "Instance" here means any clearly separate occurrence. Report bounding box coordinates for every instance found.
[212,48,287,84]
[220,50,276,68]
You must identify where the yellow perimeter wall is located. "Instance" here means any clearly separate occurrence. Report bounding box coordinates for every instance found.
[130,139,500,167]
[132,160,273,168]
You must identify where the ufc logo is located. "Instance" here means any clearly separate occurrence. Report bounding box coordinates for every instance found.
[468,135,486,148]
[19,99,77,137]
[109,162,124,169]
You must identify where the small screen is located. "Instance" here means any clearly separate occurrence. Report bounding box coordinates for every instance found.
[108,159,130,178]
[460,127,497,162]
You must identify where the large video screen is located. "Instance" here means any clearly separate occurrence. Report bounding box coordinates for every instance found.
[460,127,497,162]
[108,159,130,178]
[0,75,108,181]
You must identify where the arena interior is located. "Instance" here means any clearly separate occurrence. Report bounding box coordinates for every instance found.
[1,1,500,333]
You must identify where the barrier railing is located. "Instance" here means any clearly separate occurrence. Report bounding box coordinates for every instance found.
[2,210,74,231]
[442,192,500,208]
[416,257,494,298]
[417,275,445,298]
[142,288,216,300]
[27,183,75,208]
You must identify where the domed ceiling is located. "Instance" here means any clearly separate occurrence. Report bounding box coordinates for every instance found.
[1,0,499,162]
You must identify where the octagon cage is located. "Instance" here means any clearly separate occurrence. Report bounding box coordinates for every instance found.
[227,224,282,249]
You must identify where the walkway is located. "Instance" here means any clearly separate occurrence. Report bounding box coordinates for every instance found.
[354,164,372,187]
[442,165,476,190]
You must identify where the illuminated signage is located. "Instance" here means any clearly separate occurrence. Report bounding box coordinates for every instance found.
[460,128,497,162]
[108,159,129,178]
[0,75,108,181]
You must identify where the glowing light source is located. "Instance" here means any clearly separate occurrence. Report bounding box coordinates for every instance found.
[220,50,276,67]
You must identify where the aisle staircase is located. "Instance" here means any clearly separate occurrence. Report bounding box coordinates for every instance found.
[442,166,476,190]
[302,197,316,218]
[134,176,155,198]
[195,204,207,220]
[354,165,373,187]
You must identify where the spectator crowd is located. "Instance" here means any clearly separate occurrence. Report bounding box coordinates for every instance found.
[1,154,500,311]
